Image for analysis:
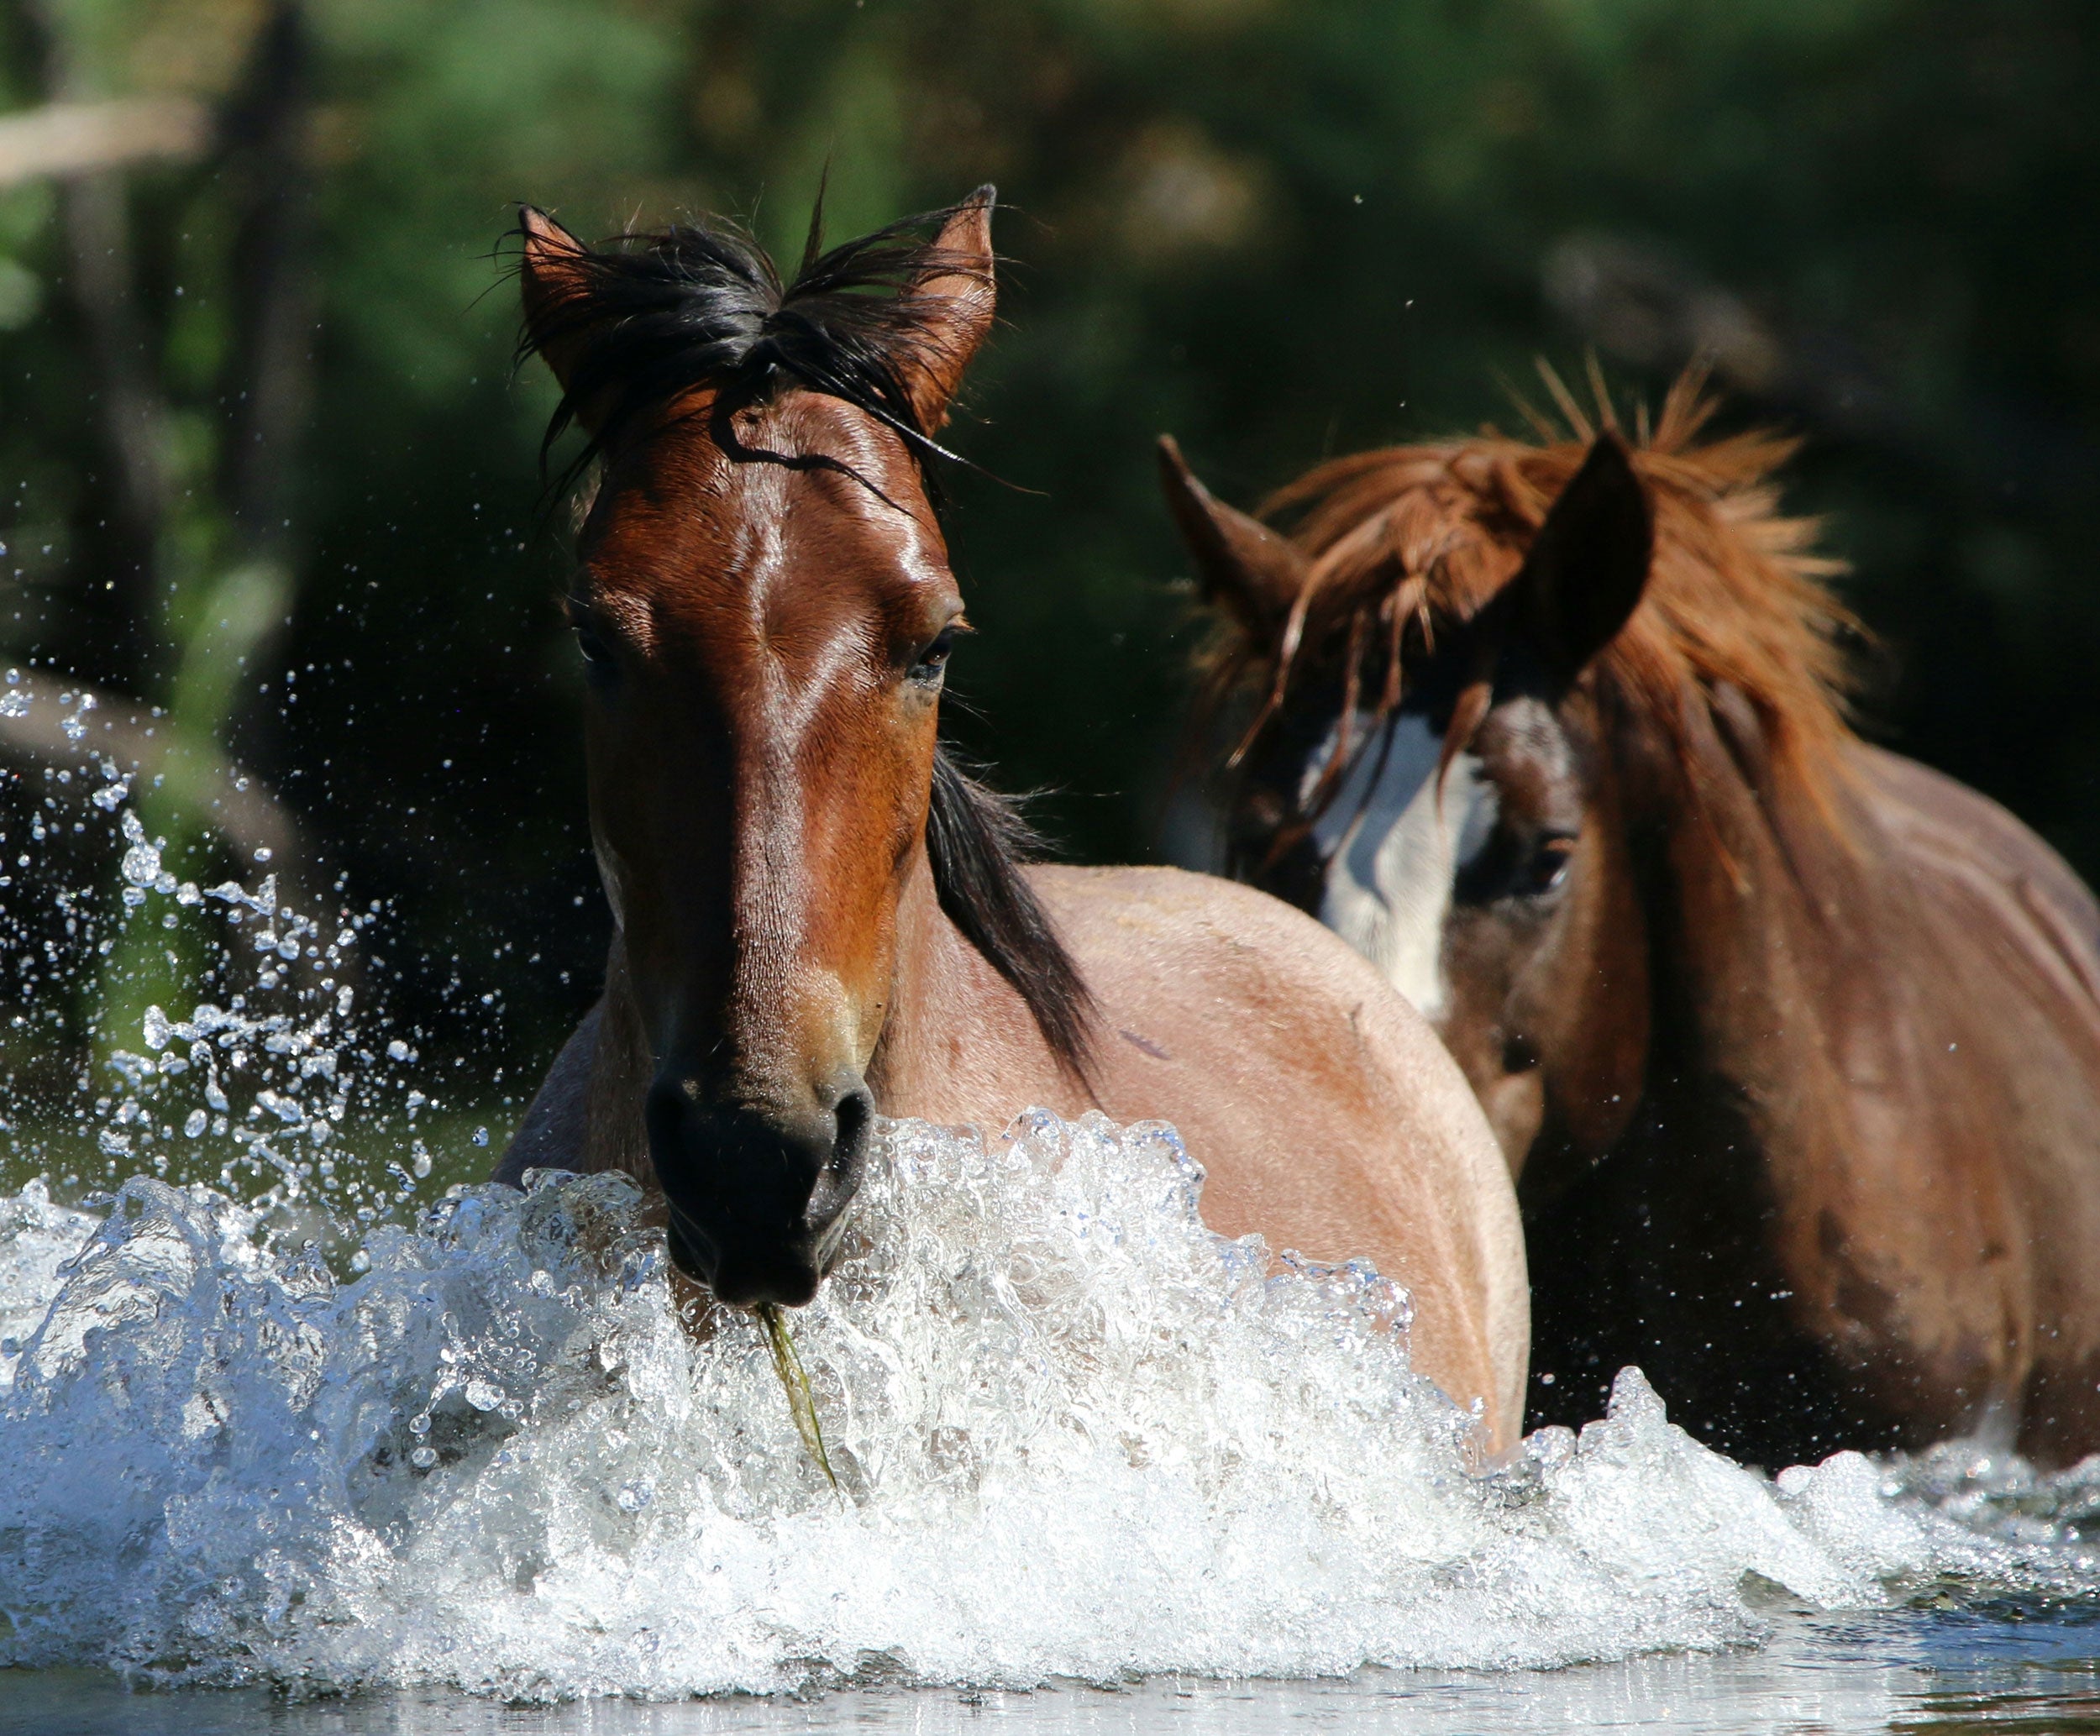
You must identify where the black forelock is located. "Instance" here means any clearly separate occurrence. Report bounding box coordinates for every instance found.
[514,202,986,501]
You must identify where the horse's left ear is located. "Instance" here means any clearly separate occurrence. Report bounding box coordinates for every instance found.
[1157,434,1310,637]
[517,207,595,403]
[900,186,998,434]
[1513,432,1653,686]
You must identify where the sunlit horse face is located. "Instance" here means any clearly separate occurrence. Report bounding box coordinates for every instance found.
[518,202,993,1305]
[1163,437,1656,1186]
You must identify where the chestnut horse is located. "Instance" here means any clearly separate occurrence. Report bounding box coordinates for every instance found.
[1161,378,2100,1468]
[492,192,1529,1450]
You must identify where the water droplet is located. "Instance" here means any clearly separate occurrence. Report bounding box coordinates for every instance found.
[409,1445,438,1470]
[183,1109,207,1139]
[120,841,161,889]
[465,1379,503,1412]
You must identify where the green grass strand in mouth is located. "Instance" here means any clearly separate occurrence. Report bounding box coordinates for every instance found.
[757,1301,840,1494]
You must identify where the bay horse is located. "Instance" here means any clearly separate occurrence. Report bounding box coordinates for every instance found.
[1160,376,2100,1469]
[491,191,1530,1451]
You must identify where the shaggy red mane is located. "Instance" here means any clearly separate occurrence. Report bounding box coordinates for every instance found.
[1215,370,1861,812]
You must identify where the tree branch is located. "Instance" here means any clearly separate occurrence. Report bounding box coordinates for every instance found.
[0,98,210,187]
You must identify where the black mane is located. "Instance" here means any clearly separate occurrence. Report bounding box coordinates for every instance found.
[927,752,1098,1084]
[519,203,1097,1085]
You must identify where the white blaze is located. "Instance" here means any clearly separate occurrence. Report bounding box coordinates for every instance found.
[1307,713,1494,1019]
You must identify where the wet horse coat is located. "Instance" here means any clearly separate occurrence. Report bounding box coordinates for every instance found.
[1163,381,2100,1466]
[496,194,1529,1450]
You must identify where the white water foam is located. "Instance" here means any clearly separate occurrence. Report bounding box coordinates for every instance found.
[0,1109,2090,1701]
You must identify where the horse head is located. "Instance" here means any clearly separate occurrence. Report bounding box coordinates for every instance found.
[1163,432,1656,1190]
[517,193,996,1305]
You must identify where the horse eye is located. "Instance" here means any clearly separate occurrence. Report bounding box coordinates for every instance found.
[572,621,617,683]
[910,627,956,686]
[1527,833,1577,895]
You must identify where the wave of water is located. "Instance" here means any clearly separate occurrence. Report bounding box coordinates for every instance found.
[0,1109,2092,1701]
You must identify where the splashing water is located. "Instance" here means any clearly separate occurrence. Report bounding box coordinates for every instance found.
[0,676,2096,1702]
[0,1113,2093,1699]
[0,674,461,1228]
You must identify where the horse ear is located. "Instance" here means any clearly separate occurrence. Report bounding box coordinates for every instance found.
[1157,435,1310,638]
[900,186,998,434]
[1514,431,1653,685]
[517,206,595,403]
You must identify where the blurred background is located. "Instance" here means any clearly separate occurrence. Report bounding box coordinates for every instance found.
[1,0,2096,1162]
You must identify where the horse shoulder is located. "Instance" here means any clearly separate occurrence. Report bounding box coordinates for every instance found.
[491,957,653,1189]
[492,999,602,1186]
[1032,862,1530,1447]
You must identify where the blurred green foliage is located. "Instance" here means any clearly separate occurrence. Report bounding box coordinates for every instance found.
[1,0,2096,1101]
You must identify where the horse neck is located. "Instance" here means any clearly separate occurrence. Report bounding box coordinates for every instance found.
[1626,693,1882,1130]
[862,846,1070,1120]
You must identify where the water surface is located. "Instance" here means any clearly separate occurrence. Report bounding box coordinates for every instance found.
[9,1602,2100,1733]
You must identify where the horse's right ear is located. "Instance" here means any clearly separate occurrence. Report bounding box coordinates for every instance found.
[1158,435,1310,639]
[517,207,595,401]
[1513,432,1653,686]
[899,186,999,435]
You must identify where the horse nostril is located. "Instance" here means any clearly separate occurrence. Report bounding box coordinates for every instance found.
[638,1073,874,1302]
[830,1085,874,1176]
[644,1077,692,1156]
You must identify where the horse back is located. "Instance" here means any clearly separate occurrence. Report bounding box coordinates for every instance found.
[1029,863,1530,1446]
[1855,743,2100,1023]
